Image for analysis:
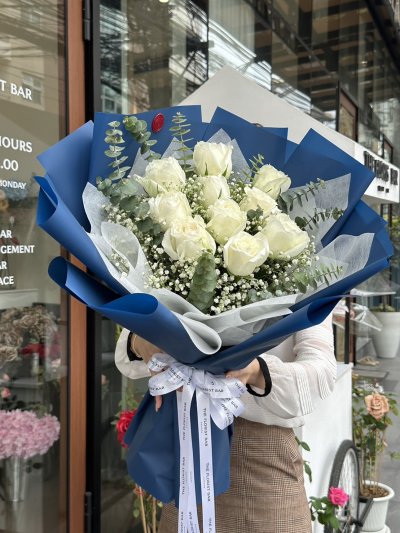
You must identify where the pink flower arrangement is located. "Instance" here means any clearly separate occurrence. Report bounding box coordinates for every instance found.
[328,486,349,507]
[0,409,60,459]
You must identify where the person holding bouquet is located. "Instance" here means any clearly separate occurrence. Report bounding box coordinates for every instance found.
[34,100,391,533]
[115,313,335,533]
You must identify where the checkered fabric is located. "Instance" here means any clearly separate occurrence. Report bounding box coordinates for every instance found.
[158,418,312,533]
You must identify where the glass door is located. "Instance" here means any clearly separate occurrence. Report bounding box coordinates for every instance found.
[88,2,209,532]
[0,1,68,531]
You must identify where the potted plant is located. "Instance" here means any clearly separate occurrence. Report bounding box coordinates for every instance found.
[353,382,399,532]
[0,409,60,501]
[370,302,400,359]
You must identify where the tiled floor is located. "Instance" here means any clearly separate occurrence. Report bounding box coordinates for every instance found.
[355,353,400,531]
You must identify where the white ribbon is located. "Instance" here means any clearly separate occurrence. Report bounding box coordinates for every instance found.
[148,353,247,533]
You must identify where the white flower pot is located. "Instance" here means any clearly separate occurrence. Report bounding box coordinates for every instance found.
[360,482,394,532]
[371,312,400,359]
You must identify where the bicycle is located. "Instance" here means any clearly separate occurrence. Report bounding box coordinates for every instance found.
[323,440,373,533]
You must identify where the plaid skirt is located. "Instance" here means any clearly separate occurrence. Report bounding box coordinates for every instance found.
[158,418,311,533]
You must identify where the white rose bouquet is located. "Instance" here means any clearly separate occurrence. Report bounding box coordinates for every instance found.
[36,101,392,533]
[96,113,344,317]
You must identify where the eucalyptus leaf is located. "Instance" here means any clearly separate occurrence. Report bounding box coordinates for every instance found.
[187,253,217,313]
[109,156,129,168]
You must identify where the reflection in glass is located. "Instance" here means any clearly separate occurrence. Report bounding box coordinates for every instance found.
[0,0,67,532]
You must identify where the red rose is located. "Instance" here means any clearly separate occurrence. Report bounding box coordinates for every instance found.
[116,409,138,448]
[328,487,349,507]
[1,387,11,399]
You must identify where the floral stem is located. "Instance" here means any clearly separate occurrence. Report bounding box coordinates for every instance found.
[152,497,157,532]
[138,486,147,533]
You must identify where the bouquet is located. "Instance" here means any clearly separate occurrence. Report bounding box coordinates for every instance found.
[353,381,399,497]
[0,305,60,362]
[0,409,60,459]
[35,89,392,531]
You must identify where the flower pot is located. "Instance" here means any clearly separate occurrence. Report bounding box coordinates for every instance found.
[371,312,400,359]
[0,457,27,502]
[360,482,394,532]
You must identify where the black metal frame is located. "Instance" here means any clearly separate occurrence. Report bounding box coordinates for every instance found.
[84,0,101,121]
[84,1,103,529]
[85,310,103,533]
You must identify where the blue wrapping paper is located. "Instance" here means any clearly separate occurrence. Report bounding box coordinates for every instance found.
[35,105,393,505]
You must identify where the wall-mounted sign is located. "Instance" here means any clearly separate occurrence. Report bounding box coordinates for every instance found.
[354,144,400,204]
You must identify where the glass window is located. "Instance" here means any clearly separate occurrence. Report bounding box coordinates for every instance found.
[95,1,400,528]
[310,0,400,161]
[0,1,67,532]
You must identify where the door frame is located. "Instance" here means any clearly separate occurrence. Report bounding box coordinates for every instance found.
[66,1,87,532]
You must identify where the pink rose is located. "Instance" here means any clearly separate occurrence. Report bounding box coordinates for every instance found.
[2,374,10,382]
[1,388,11,399]
[328,487,349,507]
[364,393,390,420]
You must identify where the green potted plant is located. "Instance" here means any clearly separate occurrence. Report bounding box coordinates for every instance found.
[353,381,399,532]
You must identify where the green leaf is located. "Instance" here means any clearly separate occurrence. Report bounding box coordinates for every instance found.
[312,499,322,511]
[109,168,127,180]
[114,178,141,197]
[304,462,313,483]
[106,128,123,135]
[119,197,139,213]
[329,515,340,529]
[137,218,155,233]
[105,149,119,158]
[187,253,217,313]
[105,135,125,144]
[108,120,120,128]
[109,156,129,168]
[135,201,150,218]
[98,178,112,191]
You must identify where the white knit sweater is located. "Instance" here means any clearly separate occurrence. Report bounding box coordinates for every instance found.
[114,315,336,428]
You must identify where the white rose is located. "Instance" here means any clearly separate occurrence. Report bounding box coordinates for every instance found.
[206,199,247,245]
[193,141,233,177]
[198,175,230,207]
[240,186,277,215]
[148,191,191,230]
[223,231,270,276]
[137,157,186,197]
[253,164,291,200]
[162,217,216,262]
[260,212,310,258]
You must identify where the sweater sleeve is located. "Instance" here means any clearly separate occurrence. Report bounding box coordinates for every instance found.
[253,314,336,419]
[114,328,151,380]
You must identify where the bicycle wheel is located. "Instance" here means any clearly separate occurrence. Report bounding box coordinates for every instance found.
[324,440,360,533]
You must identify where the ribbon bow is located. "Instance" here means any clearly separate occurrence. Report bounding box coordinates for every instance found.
[148,353,247,533]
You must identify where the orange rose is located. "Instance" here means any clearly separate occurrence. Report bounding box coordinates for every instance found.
[364,393,390,420]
